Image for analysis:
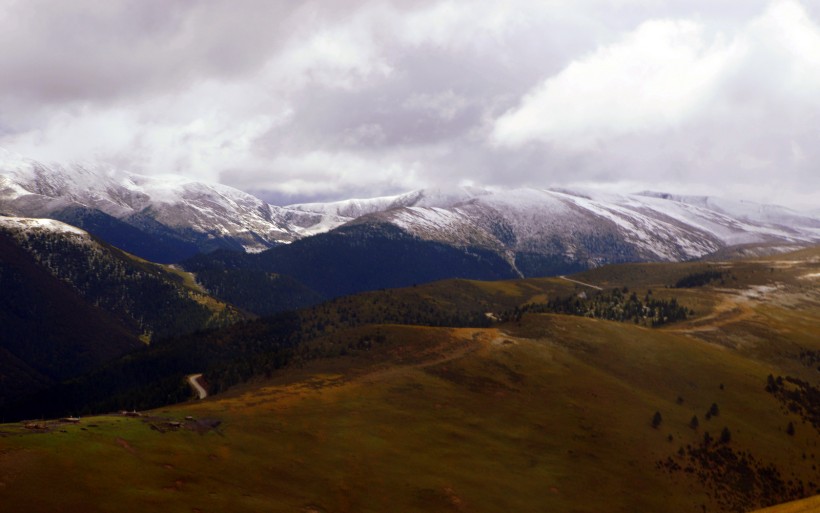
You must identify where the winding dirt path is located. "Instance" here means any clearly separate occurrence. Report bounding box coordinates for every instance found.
[673,293,757,334]
[559,275,603,290]
[187,374,207,400]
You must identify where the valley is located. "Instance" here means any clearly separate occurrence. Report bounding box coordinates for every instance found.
[2,247,819,512]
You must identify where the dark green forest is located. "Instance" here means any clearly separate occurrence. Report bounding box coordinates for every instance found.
[503,287,690,327]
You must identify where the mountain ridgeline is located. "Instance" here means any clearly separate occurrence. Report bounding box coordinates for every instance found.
[179,187,820,316]
[0,159,345,262]
[4,160,820,274]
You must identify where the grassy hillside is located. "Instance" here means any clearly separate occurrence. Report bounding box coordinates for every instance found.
[751,495,820,513]
[2,248,820,512]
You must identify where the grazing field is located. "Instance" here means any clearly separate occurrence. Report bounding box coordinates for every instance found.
[2,249,820,512]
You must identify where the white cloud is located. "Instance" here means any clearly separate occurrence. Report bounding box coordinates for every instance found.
[225,149,424,197]
[266,14,394,91]
[491,19,735,148]
[2,78,290,181]
[740,0,820,99]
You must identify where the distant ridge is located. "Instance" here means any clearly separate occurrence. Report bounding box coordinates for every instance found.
[0,154,346,262]
[3,151,819,270]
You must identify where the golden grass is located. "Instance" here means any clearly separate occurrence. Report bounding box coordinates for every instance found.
[751,495,820,513]
[2,247,820,512]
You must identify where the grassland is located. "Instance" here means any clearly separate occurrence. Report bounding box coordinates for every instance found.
[2,248,820,512]
[752,494,820,513]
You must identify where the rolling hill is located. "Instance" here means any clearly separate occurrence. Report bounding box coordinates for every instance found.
[1,246,819,512]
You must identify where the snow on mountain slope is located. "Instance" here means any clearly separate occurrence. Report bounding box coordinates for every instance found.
[0,216,89,239]
[3,148,817,271]
[288,186,493,219]
[340,187,820,273]
[636,192,820,234]
[0,155,346,254]
[290,191,424,218]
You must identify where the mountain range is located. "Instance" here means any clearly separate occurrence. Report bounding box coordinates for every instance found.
[3,156,818,267]
[4,156,820,316]
[0,153,344,262]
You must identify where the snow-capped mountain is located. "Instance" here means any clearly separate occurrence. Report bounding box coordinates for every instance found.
[0,154,346,261]
[3,149,818,271]
[293,186,820,275]
[179,185,820,313]
[288,187,491,218]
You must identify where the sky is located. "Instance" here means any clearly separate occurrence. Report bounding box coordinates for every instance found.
[0,0,819,208]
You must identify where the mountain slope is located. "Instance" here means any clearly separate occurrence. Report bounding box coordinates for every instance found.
[185,187,820,315]
[0,215,248,408]
[752,495,820,513]
[2,247,820,512]
[182,222,521,313]
[0,225,141,408]
[339,187,820,269]
[0,155,346,262]
[0,216,245,340]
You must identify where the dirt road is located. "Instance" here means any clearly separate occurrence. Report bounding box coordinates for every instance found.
[187,373,207,400]
[559,275,602,290]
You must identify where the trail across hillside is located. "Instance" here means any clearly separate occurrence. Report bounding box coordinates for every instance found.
[187,373,207,400]
[559,275,603,290]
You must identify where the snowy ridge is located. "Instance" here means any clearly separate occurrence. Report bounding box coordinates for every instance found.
[0,156,347,253]
[290,191,424,218]
[346,187,820,270]
[288,187,490,219]
[0,215,89,237]
[2,150,818,268]
[636,192,820,232]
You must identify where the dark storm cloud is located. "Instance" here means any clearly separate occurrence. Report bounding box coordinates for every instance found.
[0,0,818,208]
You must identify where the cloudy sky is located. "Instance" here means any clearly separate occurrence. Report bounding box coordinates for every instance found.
[1,0,819,208]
